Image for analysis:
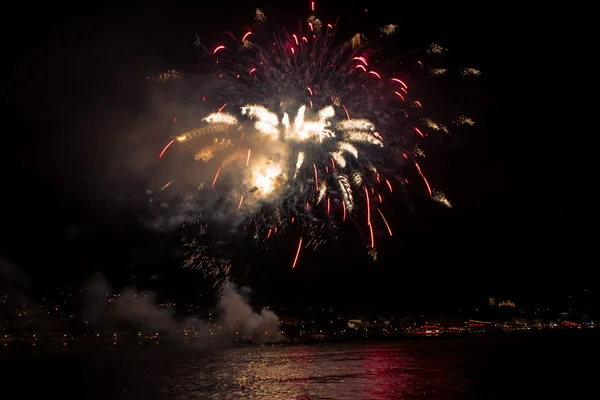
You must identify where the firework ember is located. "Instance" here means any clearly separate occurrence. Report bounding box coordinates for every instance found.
[148,2,478,281]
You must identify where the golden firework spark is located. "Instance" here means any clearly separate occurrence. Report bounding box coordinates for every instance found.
[433,190,452,208]
[461,68,481,76]
[427,43,447,54]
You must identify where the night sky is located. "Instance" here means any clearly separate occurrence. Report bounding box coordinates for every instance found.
[3,1,582,312]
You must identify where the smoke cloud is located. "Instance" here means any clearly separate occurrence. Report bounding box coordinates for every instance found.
[0,257,49,331]
[81,273,282,344]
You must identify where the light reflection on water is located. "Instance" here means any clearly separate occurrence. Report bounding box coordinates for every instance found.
[4,335,595,399]
[0,332,600,400]
[108,343,478,399]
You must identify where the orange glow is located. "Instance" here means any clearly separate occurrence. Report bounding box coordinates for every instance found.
[212,167,222,188]
[341,104,350,119]
[377,209,392,236]
[241,32,252,42]
[414,162,432,196]
[368,71,381,79]
[158,140,174,159]
[391,78,407,89]
[292,237,303,268]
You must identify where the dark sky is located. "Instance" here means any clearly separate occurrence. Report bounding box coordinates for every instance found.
[2,1,583,311]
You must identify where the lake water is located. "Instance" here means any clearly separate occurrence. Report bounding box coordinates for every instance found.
[2,332,596,399]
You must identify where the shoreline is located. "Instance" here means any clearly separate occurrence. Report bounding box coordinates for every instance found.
[1,329,597,352]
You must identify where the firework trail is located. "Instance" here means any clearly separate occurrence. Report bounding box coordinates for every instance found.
[148,2,478,281]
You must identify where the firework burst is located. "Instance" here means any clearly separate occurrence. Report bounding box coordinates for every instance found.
[149,2,478,281]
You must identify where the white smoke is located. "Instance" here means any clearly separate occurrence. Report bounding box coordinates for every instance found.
[0,257,49,331]
[81,273,282,344]
[217,285,282,341]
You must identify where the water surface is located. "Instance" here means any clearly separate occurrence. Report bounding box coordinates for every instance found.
[2,333,595,399]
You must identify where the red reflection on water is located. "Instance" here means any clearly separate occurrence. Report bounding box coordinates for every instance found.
[358,346,414,399]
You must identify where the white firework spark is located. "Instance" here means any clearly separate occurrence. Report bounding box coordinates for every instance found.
[175,104,382,213]
[427,43,447,54]
[433,190,452,208]
[430,68,447,76]
[461,68,481,76]
[456,115,476,126]
[381,24,398,35]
